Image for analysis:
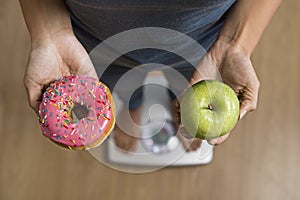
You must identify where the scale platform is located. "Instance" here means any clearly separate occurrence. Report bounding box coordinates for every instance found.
[107,71,213,167]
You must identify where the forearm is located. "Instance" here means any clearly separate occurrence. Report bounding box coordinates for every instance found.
[218,0,282,56]
[19,0,71,44]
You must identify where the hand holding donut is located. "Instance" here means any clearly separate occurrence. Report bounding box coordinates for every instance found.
[24,28,98,114]
[39,76,115,150]
[20,1,116,150]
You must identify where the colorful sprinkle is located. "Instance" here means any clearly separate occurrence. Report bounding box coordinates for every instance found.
[91,134,96,139]
[39,76,114,150]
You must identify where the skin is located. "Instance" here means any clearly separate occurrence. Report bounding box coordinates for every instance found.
[19,0,98,113]
[20,0,282,151]
[174,0,282,146]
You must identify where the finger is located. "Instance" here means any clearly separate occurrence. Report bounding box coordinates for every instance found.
[187,139,202,152]
[189,57,206,86]
[239,81,260,119]
[172,109,181,125]
[177,125,194,139]
[171,99,182,126]
[172,98,180,111]
[239,99,256,119]
[24,77,44,114]
[215,133,230,145]
[189,54,221,85]
[239,109,248,120]
[176,123,204,151]
[67,42,98,80]
[207,132,231,146]
[189,67,205,86]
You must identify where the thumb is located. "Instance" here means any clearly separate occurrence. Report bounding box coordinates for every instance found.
[189,67,204,86]
[67,43,98,80]
[189,53,221,86]
[24,77,44,115]
[239,99,257,120]
[238,80,259,120]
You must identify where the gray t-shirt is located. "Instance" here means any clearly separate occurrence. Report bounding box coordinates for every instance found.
[65,0,235,64]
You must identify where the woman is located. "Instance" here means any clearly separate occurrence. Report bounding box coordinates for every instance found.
[19,0,282,151]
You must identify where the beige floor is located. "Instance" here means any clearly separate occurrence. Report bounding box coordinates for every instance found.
[1,1,300,200]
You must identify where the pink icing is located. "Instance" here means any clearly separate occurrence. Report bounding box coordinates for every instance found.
[39,75,114,149]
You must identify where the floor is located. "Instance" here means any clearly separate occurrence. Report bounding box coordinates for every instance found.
[0,1,299,200]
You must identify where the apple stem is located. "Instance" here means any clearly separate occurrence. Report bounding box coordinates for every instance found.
[208,104,213,110]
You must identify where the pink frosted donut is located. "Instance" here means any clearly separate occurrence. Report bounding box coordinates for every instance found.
[39,75,115,150]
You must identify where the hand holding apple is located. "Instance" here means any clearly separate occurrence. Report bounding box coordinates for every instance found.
[173,39,260,145]
[180,80,240,140]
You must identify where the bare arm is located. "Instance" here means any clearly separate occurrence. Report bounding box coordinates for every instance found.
[217,0,282,56]
[19,0,97,113]
[19,0,71,45]
[181,0,282,145]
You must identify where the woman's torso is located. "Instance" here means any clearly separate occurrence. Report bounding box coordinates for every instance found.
[65,0,235,64]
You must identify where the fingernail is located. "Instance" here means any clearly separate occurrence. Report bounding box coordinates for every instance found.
[240,110,247,120]
[208,138,218,145]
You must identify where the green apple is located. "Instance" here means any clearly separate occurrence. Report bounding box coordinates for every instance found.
[180,80,240,140]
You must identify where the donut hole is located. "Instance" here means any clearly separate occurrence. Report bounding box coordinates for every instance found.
[71,103,89,121]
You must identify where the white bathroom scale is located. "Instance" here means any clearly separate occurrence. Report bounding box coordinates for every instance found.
[107,71,213,166]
